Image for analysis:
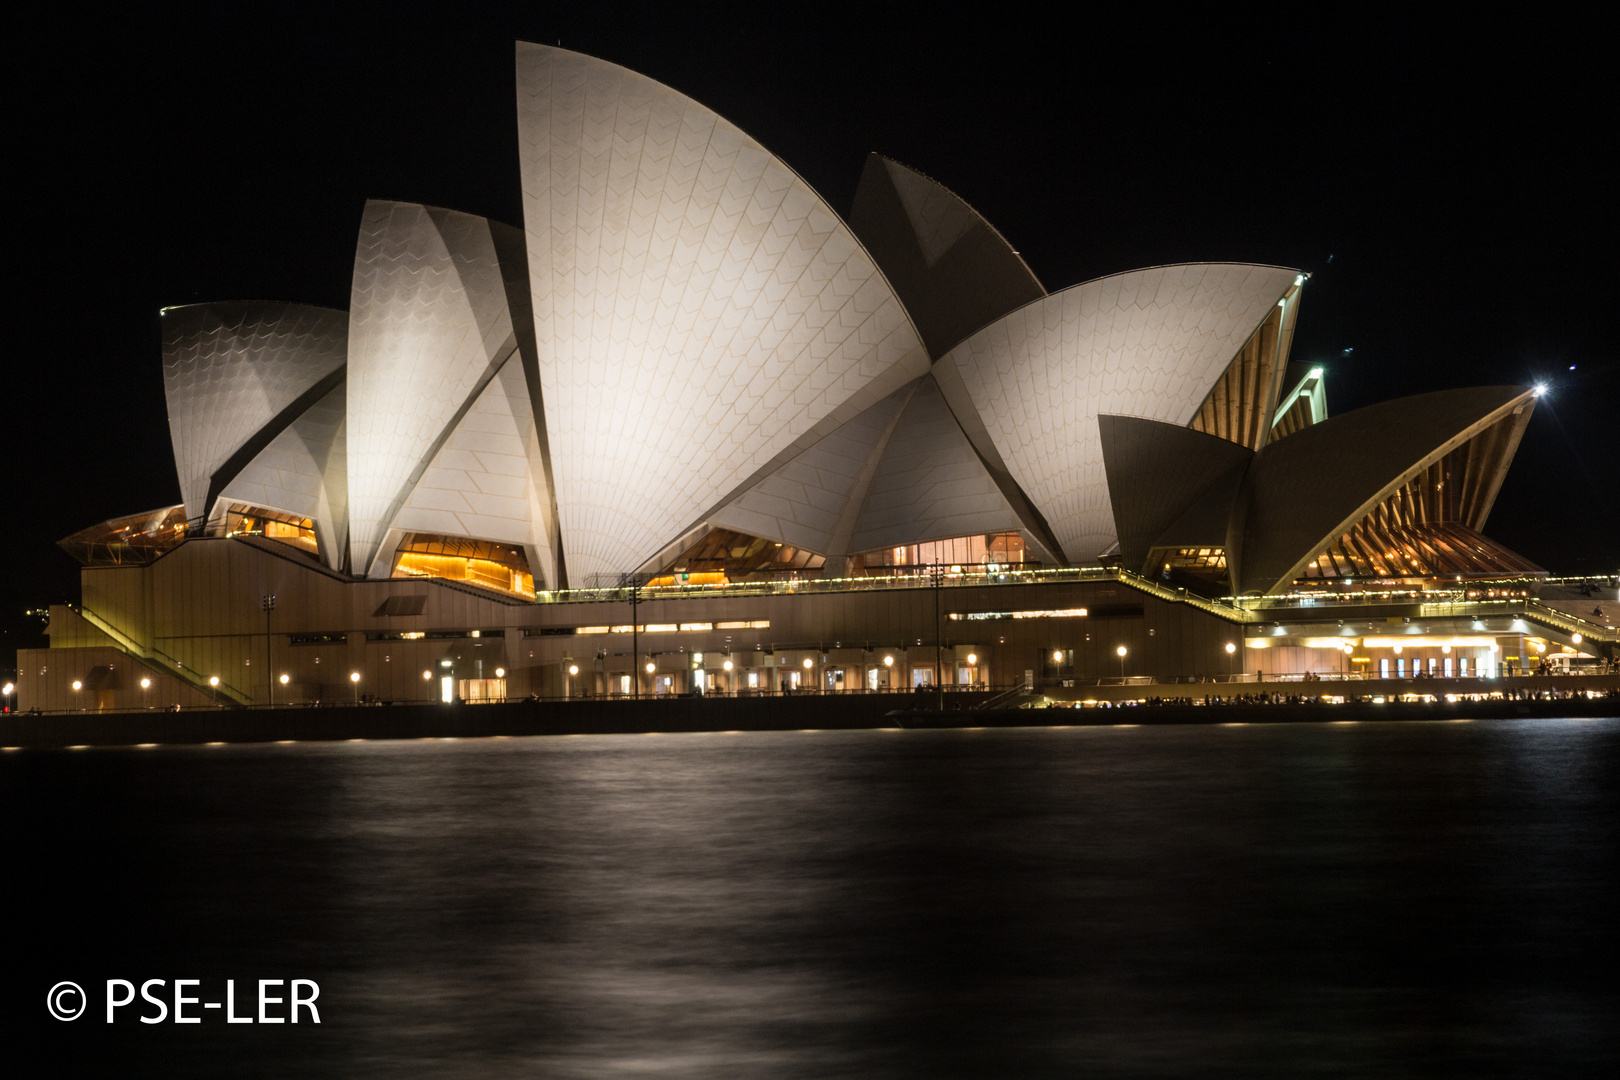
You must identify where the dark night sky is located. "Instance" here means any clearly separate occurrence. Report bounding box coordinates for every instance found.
[7,3,1617,611]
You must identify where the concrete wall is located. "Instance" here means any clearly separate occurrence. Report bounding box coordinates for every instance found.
[23,536,1249,710]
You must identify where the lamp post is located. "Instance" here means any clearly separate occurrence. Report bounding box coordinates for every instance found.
[1225,641,1236,680]
[261,594,277,707]
[208,675,220,708]
[349,671,360,704]
[932,562,944,711]
[2,681,14,714]
[629,577,641,700]
[566,662,578,700]
[1116,645,1128,680]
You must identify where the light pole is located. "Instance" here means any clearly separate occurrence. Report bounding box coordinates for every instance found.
[208,675,220,708]
[567,663,579,700]
[261,594,277,707]
[1116,645,1128,680]
[350,671,361,704]
[140,676,151,709]
[932,562,944,710]
[2,681,14,713]
[1225,641,1236,680]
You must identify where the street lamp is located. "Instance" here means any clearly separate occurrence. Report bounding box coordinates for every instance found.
[1116,644,1127,679]
[2,681,13,713]
[349,671,360,703]
[1225,641,1237,679]
[261,594,277,707]
[208,675,220,708]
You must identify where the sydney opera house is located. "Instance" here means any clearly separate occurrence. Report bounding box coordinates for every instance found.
[21,44,1612,712]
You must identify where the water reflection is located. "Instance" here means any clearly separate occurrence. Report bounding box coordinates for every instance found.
[7,719,1617,1077]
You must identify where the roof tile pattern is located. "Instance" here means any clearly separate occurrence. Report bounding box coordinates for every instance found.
[392,354,555,584]
[940,263,1298,562]
[216,383,349,569]
[346,201,524,576]
[515,43,928,582]
[709,384,911,556]
[162,302,348,521]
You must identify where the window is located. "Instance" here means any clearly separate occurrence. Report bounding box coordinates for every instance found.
[1380,658,1389,679]
[392,533,535,599]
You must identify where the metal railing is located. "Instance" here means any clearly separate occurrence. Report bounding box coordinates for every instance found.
[73,604,252,707]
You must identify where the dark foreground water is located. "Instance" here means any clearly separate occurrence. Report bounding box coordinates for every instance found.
[5,718,1617,1077]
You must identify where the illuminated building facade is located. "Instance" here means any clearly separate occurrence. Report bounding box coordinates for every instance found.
[22,45,1614,712]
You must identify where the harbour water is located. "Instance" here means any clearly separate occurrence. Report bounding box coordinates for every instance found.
[7,718,1617,1077]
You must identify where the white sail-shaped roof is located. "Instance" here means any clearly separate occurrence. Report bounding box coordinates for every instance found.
[162,302,347,522]
[215,381,348,569]
[345,201,536,577]
[936,263,1299,562]
[389,353,558,587]
[515,43,929,583]
[708,383,913,557]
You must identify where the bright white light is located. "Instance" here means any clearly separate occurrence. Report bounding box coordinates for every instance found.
[966,653,977,665]
[349,672,360,683]
[645,662,655,674]
[279,674,290,685]
[722,660,733,672]
[802,658,813,669]
[1225,643,1236,654]
[422,670,432,680]
[140,678,151,689]
[495,668,505,679]
[208,676,219,687]
[1533,384,1547,396]
[885,655,895,666]
[1051,650,1063,663]
[71,680,83,691]
[1310,367,1324,379]
[568,664,579,676]
[1571,633,1583,645]
[1116,645,1128,657]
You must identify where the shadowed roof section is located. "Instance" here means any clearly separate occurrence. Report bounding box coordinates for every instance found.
[1098,415,1253,576]
[1235,386,1537,594]
[849,155,1046,360]
[162,302,348,522]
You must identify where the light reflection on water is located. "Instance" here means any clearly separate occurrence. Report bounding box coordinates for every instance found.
[8,718,1619,1077]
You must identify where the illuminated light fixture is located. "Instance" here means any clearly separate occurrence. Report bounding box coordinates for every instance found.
[1490,644,1499,652]
[884,655,895,667]
[1571,633,1583,645]
[72,680,83,691]
[1442,645,1452,654]
[722,660,733,671]
[1052,650,1063,663]
[966,653,977,664]
[422,670,432,680]
[1294,273,1307,287]
[645,661,656,674]
[1116,646,1127,657]
[1392,645,1403,654]
[1309,367,1323,378]
[1225,643,1236,654]
[208,676,220,687]
[280,674,290,685]
[568,664,579,676]
[349,672,361,683]
[1533,384,1547,396]
[802,658,814,669]
[140,678,152,689]
[495,668,505,678]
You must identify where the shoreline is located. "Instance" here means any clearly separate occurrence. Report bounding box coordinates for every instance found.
[3,694,1616,750]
